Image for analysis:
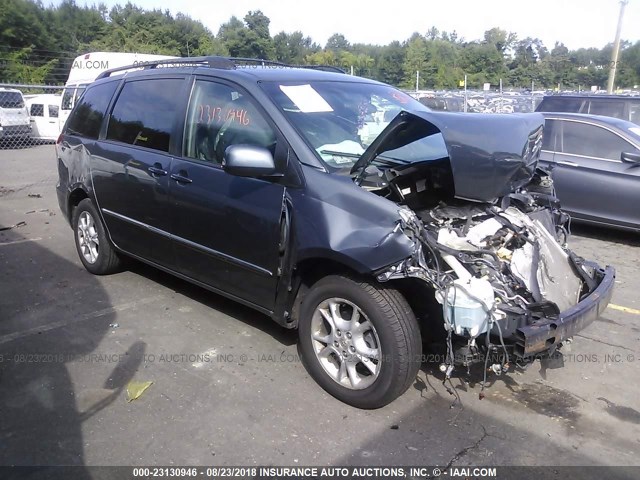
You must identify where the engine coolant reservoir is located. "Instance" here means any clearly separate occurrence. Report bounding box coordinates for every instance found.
[441,278,495,337]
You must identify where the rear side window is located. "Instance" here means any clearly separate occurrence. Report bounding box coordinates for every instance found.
[536,97,585,113]
[588,100,625,119]
[106,79,183,153]
[0,92,25,108]
[30,104,44,117]
[49,105,59,118]
[65,81,119,139]
[61,89,75,110]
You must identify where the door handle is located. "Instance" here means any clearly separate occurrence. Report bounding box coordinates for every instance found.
[148,165,168,176]
[170,172,193,184]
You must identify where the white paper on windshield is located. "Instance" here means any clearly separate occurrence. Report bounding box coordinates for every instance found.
[280,84,333,113]
[630,127,640,136]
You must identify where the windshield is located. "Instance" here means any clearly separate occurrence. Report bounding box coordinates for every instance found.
[0,92,25,109]
[261,81,431,169]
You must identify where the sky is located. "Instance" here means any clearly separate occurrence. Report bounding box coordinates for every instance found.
[61,0,640,51]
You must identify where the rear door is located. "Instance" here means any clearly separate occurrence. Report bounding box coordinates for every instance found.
[45,103,61,139]
[168,78,287,310]
[92,76,190,265]
[29,102,45,138]
[548,118,640,227]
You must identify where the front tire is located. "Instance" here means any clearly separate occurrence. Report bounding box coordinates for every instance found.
[72,198,122,275]
[298,275,421,409]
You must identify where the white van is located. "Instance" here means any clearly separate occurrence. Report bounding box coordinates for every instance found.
[0,88,32,143]
[25,94,62,142]
[60,52,178,127]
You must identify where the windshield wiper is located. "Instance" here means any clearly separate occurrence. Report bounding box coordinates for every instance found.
[319,150,361,159]
[320,150,410,168]
[376,155,411,165]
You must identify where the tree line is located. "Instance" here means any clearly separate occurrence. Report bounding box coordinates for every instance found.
[1,0,639,90]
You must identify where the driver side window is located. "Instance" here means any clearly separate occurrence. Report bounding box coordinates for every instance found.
[183,80,276,164]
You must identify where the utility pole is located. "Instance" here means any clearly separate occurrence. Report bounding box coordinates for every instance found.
[416,70,420,92]
[607,0,629,93]
[464,74,468,112]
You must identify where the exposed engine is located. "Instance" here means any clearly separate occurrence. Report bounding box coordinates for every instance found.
[371,167,602,388]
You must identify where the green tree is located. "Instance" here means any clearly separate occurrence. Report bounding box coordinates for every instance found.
[326,33,350,52]
[0,46,58,84]
[219,11,274,59]
[274,31,317,64]
[483,28,517,56]
[377,41,405,86]
[402,33,428,89]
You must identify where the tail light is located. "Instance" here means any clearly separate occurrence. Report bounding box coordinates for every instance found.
[56,133,63,144]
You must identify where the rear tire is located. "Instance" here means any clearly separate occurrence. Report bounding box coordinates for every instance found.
[298,275,421,408]
[72,198,122,275]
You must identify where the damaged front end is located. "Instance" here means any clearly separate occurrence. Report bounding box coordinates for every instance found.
[357,111,615,381]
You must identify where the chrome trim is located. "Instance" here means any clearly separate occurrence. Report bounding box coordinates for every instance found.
[555,151,623,164]
[101,208,273,278]
[556,160,579,167]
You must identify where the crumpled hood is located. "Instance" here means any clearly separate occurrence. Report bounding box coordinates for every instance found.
[352,110,545,203]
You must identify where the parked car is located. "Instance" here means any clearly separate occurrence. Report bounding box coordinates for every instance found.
[536,94,640,126]
[56,57,614,408]
[25,94,62,142]
[0,87,32,144]
[539,112,640,231]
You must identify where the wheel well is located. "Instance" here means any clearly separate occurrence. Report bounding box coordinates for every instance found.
[68,188,89,221]
[295,257,359,288]
[387,277,446,344]
[289,258,442,345]
[288,257,363,329]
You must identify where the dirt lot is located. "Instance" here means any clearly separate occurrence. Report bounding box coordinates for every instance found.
[1,145,639,474]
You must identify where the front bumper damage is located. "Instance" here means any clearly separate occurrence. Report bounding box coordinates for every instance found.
[515,264,615,356]
[377,197,615,379]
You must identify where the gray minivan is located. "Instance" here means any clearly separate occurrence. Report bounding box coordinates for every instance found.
[55,56,615,408]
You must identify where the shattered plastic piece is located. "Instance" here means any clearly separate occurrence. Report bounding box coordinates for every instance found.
[28,193,42,198]
[109,323,119,329]
[126,381,153,402]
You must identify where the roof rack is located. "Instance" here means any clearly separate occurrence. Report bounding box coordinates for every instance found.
[228,57,290,68]
[95,56,347,80]
[96,56,236,79]
[294,65,346,74]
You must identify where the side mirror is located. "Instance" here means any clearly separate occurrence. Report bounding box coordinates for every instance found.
[621,151,640,164]
[222,145,281,178]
